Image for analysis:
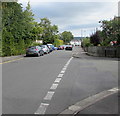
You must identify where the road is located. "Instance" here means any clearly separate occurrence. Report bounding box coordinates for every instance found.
[2,46,118,114]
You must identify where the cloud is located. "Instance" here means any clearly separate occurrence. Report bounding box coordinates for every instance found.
[18,1,118,36]
[18,0,119,4]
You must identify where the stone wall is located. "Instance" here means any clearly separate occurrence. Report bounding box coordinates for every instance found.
[83,46,120,58]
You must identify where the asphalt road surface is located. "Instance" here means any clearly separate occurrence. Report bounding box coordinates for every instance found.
[2,46,118,114]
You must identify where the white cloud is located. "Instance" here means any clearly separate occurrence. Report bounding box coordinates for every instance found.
[18,0,119,36]
[18,0,119,3]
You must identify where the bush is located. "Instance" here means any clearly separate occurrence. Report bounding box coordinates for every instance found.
[53,39,64,47]
[82,38,92,47]
[31,42,42,46]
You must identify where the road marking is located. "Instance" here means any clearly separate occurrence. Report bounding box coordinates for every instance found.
[64,65,67,68]
[54,78,61,83]
[35,57,74,115]
[58,74,64,78]
[61,70,65,74]
[35,103,49,114]
[62,67,66,71]
[66,63,69,65]
[50,84,58,90]
[0,58,24,64]
[44,91,55,100]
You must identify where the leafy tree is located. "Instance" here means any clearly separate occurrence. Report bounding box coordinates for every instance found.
[2,2,35,56]
[81,37,91,47]
[2,1,74,56]
[100,17,120,46]
[31,22,43,41]
[90,31,101,46]
[54,38,64,47]
[60,31,73,44]
[2,2,24,42]
[2,28,13,56]
[39,18,59,44]
[22,1,35,40]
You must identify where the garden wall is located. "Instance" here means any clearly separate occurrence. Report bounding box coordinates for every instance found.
[83,46,120,58]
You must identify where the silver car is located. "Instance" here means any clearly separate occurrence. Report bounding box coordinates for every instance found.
[40,45,50,54]
[26,46,44,57]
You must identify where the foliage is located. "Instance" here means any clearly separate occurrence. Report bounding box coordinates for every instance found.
[2,2,34,56]
[2,2,74,56]
[60,31,74,44]
[81,37,92,47]
[99,17,120,46]
[54,38,64,47]
[31,42,42,46]
[88,17,120,47]
[90,31,102,46]
[39,18,59,44]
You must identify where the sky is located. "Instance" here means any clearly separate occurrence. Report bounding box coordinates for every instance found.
[18,0,119,37]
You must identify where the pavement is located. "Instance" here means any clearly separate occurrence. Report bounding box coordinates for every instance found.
[0,54,25,63]
[1,47,119,115]
[59,46,119,115]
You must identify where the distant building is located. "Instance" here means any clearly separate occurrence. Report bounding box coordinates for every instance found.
[70,37,82,46]
[35,40,43,44]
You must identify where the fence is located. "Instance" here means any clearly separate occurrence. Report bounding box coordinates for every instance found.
[83,46,120,58]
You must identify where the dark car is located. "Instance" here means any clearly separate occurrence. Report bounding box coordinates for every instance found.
[26,46,44,57]
[65,45,73,50]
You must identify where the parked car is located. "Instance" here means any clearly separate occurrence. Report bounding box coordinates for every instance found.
[54,47,58,50]
[57,45,64,50]
[26,46,44,57]
[47,44,53,52]
[63,45,67,49]
[51,45,55,50]
[65,45,73,50]
[40,45,50,54]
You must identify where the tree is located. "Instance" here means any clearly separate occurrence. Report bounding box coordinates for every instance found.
[81,37,91,47]
[2,2,25,56]
[2,2,35,56]
[90,31,102,46]
[61,31,74,44]
[100,17,120,46]
[39,18,59,44]
[23,1,35,40]
[31,22,43,41]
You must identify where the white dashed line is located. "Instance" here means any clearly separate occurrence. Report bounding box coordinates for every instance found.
[50,84,58,90]
[61,70,65,74]
[58,73,64,78]
[64,65,67,68]
[54,78,62,83]
[66,63,69,65]
[62,68,66,71]
[44,91,55,100]
[35,103,49,114]
[35,57,73,115]
[64,66,67,69]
